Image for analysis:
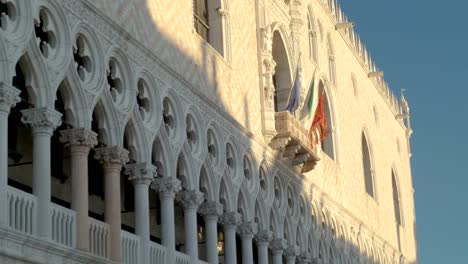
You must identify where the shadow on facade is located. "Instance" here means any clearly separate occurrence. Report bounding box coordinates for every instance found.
[1,0,408,263]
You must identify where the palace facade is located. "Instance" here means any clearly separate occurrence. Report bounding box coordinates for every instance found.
[0,0,417,263]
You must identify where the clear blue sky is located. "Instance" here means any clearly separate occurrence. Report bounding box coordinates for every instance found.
[339,1,468,263]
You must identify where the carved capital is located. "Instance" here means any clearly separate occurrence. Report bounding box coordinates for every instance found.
[238,221,258,239]
[125,162,157,186]
[60,128,98,151]
[269,238,287,253]
[221,212,242,228]
[94,146,129,167]
[255,230,273,244]
[199,201,223,219]
[21,107,62,134]
[284,245,299,260]
[0,83,21,113]
[176,190,204,210]
[297,253,312,264]
[152,177,182,199]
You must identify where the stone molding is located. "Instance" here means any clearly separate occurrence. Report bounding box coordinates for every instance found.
[94,146,130,167]
[59,128,98,150]
[152,177,182,199]
[269,238,287,253]
[0,83,21,113]
[255,229,273,244]
[198,201,223,218]
[221,212,242,227]
[176,190,204,210]
[21,107,62,134]
[237,221,258,239]
[125,162,157,186]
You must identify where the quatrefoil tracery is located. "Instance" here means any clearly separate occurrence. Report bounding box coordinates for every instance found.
[186,116,197,149]
[73,36,92,81]
[107,60,123,102]
[0,0,15,30]
[162,99,175,136]
[136,80,150,121]
[34,9,56,57]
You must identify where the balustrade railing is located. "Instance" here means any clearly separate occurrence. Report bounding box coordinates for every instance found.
[88,217,110,258]
[6,186,36,235]
[121,230,140,264]
[51,203,76,247]
[175,251,191,264]
[150,241,167,263]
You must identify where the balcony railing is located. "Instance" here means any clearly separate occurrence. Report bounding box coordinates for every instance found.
[270,111,320,173]
[89,217,110,258]
[3,186,205,263]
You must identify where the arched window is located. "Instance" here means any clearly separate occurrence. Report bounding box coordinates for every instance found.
[362,132,375,197]
[271,31,292,112]
[327,35,336,85]
[307,12,317,61]
[392,170,402,225]
[193,0,226,56]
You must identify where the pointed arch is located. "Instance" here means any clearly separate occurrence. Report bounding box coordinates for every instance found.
[176,149,197,190]
[152,134,175,179]
[307,5,318,62]
[91,98,120,146]
[326,34,337,85]
[123,116,149,163]
[318,80,339,162]
[362,129,376,198]
[392,167,403,226]
[219,176,235,212]
[199,165,217,201]
[271,26,293,112]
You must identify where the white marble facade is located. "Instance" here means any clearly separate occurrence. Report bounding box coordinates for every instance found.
[0,0,417,264]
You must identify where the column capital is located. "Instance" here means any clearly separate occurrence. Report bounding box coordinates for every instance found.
[284,245,299,261]
[21,107,62,134]
[255,229,273,244]
[94,146,129,167]
[297,253,312,264]
[125,162,157,186]
[152,177,182,198]
[221,212,242,228]
[60,128,98,150]
[238,221,258,239]
[269,238,287,253]
[0,83,21,113]
[199,201,223,218]
[176,190,204,210]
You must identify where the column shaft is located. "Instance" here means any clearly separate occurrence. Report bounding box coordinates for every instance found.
[0,111,8,227]
[272,251,283,264]
[104,164,122,262]
[184,207,198,261]
[160,195,176,249]
[135,183,150,264]
[32,130,53,239]
[241,237,254,264]
[204,216,219,264]
[257,242,269,264]
[223,226,237,264]
[70,146,90,251]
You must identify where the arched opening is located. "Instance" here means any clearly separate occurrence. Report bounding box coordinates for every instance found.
[8,57,34,194]
[392,169,403,251]
[271,30,292,112]
[362,132,375,197]
[327,35,336,85]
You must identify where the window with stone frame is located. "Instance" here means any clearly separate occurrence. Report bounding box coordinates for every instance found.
[193,0,209,42]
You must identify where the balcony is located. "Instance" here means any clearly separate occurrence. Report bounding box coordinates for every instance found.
[269,111,320,173]
[3,186,208,264]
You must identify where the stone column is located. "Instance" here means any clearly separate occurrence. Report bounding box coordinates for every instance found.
[152,177,181,263]
[238,221,258,264]
[21,107,62,239]
[220,212,241,264]
[176,190,204,263]
[59,128,97,251]
[125,163,156,264]
[94,146,129,262]
[199,202,223,264]
[255,230,272,264]
[284,245,298,264]
[0,84,20,228]
[270,238,286,264]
